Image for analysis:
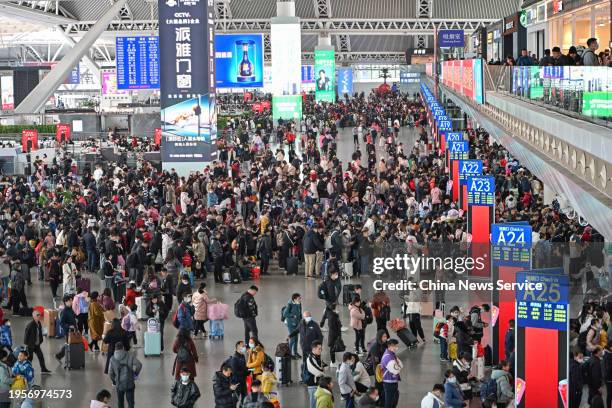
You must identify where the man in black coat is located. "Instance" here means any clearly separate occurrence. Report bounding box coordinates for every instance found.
[588,346,604,404]
[288,310,324,374]
[570,350,584,408]
[212,364,238,408]
[23,309,50,374]
[303,225,325,278]
[55,295,77,362]
[228,341,248,404]
[82,227,98,273]
[319,270,342,328]
[238,286,259,343]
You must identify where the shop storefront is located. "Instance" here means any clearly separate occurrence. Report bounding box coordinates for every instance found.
[487,21,504,62]
[548,0,610,52]
[522,0,548,58]
[503,13,527,60]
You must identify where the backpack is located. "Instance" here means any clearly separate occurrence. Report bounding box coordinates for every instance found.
[363,305,373,325]
[116,357,135,392]
[79,296,89,314]
[280,306,287,322]
[234,297,246,319]
[176,343,191,363]
[172,304,185,329]
[434,322,445,337]
[317,283,327,300]
[480,377,498,402]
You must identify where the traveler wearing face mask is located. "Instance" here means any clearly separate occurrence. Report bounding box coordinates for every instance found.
[569,350,585,408]
[421,383,445,408]
[357,387,380,408]
[338,352,358,408]
[171,367,201,408]
[227,341,248,404]
[177,292,194,332]
[172,329,198,381]
[444,370,466,408]
[288,311,323,378]
[246,337,265,380]
[305,341,327,408]
[282,293,303,359]
[381,339,403,408]
[176,274,192,304]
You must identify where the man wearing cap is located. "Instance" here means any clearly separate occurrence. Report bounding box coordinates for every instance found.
[23,310,51,374]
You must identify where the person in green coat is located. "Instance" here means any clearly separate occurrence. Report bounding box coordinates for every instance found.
[314,376,334,408]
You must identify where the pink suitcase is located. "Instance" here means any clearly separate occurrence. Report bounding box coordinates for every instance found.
[207,303,229,321]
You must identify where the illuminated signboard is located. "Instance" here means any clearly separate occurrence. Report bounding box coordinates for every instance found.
[467,175,495,206]
[491,223,532,266]
[445,132,463,143]
[458,159,482,184]
[116,36,160,89]
[448,141,469,160]
[516,269,568,331]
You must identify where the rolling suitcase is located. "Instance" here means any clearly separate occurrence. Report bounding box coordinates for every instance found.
[230,267,242,284]
[286,257,298,276]
[342,284,355,305]
[209,320,224,339]
[64,343,85,370]
[274,356,292,385]
[396,328,418,349]
[222,271,232,284]
[76,277,91,293]
[144,331,161,357]
[320,261,329,280]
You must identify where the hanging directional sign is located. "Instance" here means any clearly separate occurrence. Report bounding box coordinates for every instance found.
[467,175,495,206]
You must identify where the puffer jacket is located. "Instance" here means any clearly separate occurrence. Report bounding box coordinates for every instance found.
[212,371,237,408]
[171,380,201,408]
[192,290,215,321]
[349,304,365,330]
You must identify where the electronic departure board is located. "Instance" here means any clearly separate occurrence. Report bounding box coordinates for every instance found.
[458,159,482,185]
[467,175,495,206]
[448,141,469,161]
[516,269,568,331]
[116,36,160,90]
[491,223,532,266]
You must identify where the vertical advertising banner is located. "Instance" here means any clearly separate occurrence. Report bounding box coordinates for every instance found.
[0,74,14,110]
[271,22,301,96]
[159,0,216,172]
[462,59,474,99]
[21,130,38,153]
[314,49,336,102]
[337,67,353,96]
[473,59,485,104]
[214,34,264,88]
[55,124,71,143]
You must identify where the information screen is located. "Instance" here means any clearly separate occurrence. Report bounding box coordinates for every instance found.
[516,269,568,331]
[116,36,160,90]
[271,22,301,96]
[314,49,336,102]
[448,141,469,160]
[337,68,353,95]
[214,34,264,88]
[458,159,482,185]
[272,95,302,123]
[445,132,463,143]
[491,223,532,266]
[467,175,495,206]
[302,65,315,83]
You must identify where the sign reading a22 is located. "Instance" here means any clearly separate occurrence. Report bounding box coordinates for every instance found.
[459,160,482,175]
[467,176,495,193]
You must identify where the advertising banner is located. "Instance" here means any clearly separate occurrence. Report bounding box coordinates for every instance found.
[582,66,612,117]
[271,22,301,96]
[441,59,485,104]
[116,36,160,89]
[439,29,465,47]
[337,67,353,96]
[272,95,302,123]
[1,75,14,110]
[314,49,336,102]
[462,59,474,99]
[55,124,71,143]
[301,65,315,83]
[159,0,216,169]
[21,129,39,153]
[215,34,264,88]
[101,69,128,96]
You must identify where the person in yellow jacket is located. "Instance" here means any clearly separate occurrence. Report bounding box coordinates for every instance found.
[246,338,265,379]
[314,376,334,408]
[260,362,277,397]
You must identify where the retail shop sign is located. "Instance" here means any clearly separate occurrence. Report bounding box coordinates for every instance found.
[438,30,465,48]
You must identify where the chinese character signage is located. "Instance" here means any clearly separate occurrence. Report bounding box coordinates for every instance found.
[458,159,482,184]
[516,269,568,331]
[21,129,38,153]
[116,36,160,89]
[272,95,302,124]
[439,29,465,48]
[55,124,71,143]
[467,175,495,206]
[338,68,353,95]
[214,34,264,88]
[159,0,216,169]
[314,49,336,102]
[65,64,80,85]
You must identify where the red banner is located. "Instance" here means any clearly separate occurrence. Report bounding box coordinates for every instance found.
[252,102,263,113]
[462,60,474,99]
[154,128,162,146]
[261,100,271,111]
[243,92,253,102]
[55,123,71,143]
[21,129,39,153]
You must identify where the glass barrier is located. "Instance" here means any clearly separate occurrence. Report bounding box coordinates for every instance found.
[498,65,612,128]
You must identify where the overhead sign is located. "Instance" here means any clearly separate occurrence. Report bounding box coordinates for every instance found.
[66,64,80,85]
[314,49,336,102]
[439,29,465,47]
[159,0,216,167]
[214,34,264,88]
[459,159,482,184]
[467,175,495,206]
[337,67,353,95]
[492,223,532,266]
[116,36,160,89]
[272,95,302,123]
[271,22,301,95]
[445,132,463,143]
[516,269,568,331]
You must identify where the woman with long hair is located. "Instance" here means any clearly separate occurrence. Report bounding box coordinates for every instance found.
[172,328,198,380]
[103,318,130,374]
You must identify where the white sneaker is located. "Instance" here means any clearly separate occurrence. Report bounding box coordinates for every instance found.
[329,362,337,368]
[340,327,348,332]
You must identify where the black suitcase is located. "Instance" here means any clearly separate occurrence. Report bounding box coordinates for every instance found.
[286,257,298,276]
[275,356,292,385]
[396,328,418,348]
[64,343,85,370]
[342,284,355,305]
[230,266,242,284]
